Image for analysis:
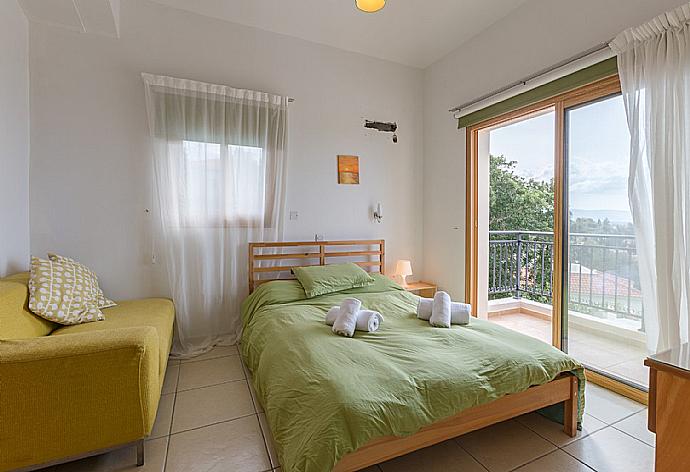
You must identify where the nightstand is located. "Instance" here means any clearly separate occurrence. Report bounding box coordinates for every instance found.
[402,281,437,298]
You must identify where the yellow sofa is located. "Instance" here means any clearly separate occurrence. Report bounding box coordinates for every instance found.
[0,272,175,471]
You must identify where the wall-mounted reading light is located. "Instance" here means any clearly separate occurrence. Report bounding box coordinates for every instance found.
[373,202,383,223]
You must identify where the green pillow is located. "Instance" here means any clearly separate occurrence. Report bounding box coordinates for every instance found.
[292,263,375,298]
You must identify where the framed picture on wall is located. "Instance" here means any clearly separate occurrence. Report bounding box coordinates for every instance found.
[337,155,359,184]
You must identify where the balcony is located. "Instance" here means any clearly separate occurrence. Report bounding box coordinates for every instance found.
[486,230,648,387]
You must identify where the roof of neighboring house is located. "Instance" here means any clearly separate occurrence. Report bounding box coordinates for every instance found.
[568,263,642,297]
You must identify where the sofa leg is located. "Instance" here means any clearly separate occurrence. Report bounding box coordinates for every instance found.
[136,440,145,466]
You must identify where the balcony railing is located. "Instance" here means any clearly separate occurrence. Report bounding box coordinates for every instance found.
[488,230,643,324]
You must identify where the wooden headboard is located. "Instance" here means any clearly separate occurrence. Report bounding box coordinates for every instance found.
[248,239,385,292]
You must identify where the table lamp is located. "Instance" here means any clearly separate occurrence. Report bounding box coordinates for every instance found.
[395,260,413,287]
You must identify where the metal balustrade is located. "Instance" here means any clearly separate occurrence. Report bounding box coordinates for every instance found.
[488,231,643,323]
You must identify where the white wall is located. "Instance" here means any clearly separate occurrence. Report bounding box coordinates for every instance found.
[28,0,424,299]
[0,1,30,277]
[422,0,687,299]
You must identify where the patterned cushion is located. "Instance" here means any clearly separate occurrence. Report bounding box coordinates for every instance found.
[28,256,105,325]
[48,253,116,309]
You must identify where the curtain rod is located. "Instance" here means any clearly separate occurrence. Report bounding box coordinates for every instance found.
[448,40,613,114]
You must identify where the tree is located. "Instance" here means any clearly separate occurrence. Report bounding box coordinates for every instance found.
[489,155,554,232]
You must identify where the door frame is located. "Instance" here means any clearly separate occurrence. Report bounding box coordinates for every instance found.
[465,75,645,394]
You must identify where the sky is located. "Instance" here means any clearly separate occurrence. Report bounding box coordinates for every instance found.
[489,95,632,218]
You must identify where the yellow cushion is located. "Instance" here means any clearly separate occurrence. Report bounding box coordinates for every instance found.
[0,273,57,340]
[51,298,175,385]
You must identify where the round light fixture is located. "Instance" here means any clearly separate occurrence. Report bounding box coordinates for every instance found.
[356,0,385,13]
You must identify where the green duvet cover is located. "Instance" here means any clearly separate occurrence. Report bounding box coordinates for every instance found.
[241,275,585,472]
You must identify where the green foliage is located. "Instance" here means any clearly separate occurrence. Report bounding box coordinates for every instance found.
[489,155,554,232]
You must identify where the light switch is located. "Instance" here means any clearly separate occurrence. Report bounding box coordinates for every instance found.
[289,211,299,221]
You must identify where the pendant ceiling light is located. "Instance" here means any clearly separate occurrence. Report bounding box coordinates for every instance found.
[356,0,385,13]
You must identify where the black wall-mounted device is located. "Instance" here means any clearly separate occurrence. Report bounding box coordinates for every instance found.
[365,120,398,143]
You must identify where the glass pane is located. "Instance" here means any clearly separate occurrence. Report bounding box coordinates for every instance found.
[182,140,265,224]
[485,109,555,345]
[565,94,648,387]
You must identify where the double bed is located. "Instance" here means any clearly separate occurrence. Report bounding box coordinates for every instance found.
[241,240,584,472]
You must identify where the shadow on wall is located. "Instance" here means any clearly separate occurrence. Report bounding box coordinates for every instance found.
[1,260,27,278]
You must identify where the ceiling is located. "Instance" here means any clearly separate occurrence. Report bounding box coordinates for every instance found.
[19,0,120,37]
[149,0,529,68]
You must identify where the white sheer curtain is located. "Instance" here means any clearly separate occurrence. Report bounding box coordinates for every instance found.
[611,3,690,353]
[142,73,288,357]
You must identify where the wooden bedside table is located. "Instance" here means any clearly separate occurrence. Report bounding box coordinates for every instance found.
[402,281,437,298]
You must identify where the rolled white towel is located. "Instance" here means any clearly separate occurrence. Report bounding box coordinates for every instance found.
[356,310,383,332]
[332,298,362,337]
[429,291,451,328]
[325,306,341,325]
[326,306,383,332]
[416,298,433,320]
[451,302,471,325]
[417,297,471,325]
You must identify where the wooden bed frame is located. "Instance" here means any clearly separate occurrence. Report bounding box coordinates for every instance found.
[247,239,579,471]
[248,239,385,293]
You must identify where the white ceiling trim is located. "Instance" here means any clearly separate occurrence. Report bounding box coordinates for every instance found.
[19,0,121,38]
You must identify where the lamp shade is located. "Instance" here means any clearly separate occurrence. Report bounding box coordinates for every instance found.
[395,260,413,277]
[356,0,385,13]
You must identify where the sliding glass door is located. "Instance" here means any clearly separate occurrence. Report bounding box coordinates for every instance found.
[467,73,648,395]
[563,94,647,388]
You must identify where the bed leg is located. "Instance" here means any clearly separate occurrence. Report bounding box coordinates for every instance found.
[136,440,145,466]
[563,375,578,437]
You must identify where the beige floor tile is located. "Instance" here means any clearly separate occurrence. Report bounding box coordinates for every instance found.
[177,355,245,391]
[516,412,606,447]
[166,415,271,472]
[180,345,239,363]
[513,449,592,472]
[568,341,627,369]
[46,437,167,472]
[172,381,254,433]
[161,364,179,395]
[149,393,174,439]
[455,420,556,472]
[489,311,650,387]
[259,413,280,469]
[607,359,649,386]
[584,383,645,424]
[564,427,654,472]
[167,358,180,367]
[612,410,655,447]
[380,440,485,472]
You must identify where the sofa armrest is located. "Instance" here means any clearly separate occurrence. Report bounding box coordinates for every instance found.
[0,327,160,471]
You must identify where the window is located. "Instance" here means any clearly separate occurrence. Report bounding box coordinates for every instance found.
[182,140,266,227]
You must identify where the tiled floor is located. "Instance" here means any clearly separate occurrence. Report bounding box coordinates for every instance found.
[42,346,655,472]
[489,312,649,387]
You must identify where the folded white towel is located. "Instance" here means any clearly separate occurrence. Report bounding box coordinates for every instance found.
[429,291,451,328]
[326,306,383,332]
[417,298,433,320]
[450,302,471,325]
[417,297,471,325]
[332,298,362,337]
